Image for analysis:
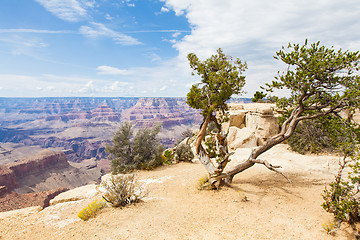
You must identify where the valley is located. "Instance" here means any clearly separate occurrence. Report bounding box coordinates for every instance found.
[0,97,249,211]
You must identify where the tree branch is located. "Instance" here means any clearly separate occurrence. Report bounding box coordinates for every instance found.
[297,103,344,121]
[251,159,292,183]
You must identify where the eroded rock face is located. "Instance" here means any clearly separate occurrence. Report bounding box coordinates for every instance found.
[121,98,202,128]
[0,150,69,192]
[223,103,279,150]
[0,187,68,212]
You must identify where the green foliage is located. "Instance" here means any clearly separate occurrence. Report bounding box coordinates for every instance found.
[251,91,267,102]
[322,153,360,225]
[175,143,194,162]
[77,199,107,221]
[186,48,247,120]
[106,122,164,174]
[267,40,360,117]
[266,95,279,103]
[101,174,144,208]
[204,134,226,163]
[288,115,360,154]
[163,149,175,165]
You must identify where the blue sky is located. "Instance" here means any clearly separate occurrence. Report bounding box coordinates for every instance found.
[1,0,360,97]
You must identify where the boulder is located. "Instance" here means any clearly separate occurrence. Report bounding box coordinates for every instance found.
[228,127,260,150]
[245,109,279,140]
[229,112,246,128]
[225,104,279,149]
[50,184,98,205]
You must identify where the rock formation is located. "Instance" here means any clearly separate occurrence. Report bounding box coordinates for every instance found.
[121,97,202,127]
[223,103,280,150]
[0,150,101,194]
[0,150,69,192]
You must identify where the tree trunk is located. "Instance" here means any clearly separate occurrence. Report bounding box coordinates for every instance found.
[224,108,304,183]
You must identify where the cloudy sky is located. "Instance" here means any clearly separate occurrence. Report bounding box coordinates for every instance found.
[0,0,360,97]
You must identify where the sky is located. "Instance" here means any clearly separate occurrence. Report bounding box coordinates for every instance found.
[0,0,360,98]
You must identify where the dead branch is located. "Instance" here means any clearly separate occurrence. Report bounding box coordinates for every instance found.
[251,159,292,183]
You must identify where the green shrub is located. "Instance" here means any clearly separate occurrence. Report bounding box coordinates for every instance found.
[163,149,175,165]
[175,143,194,162]
[288,115,360,154]
[78,199,107,221]
[101,174,145,208]
[288,119,332,154]
[251,91,267,102]
[106,122,165,174]
[322,151,360,235]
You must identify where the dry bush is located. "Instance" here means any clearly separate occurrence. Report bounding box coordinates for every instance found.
[196,175,212,190]
[101,174,145,208]
[175,143,194,162]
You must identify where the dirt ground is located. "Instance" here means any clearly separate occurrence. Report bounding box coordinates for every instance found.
[0,144,357,239]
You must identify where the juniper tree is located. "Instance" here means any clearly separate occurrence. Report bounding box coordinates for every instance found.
[186,48,247,188]
[106,122,164,173]
[187,41,360,188]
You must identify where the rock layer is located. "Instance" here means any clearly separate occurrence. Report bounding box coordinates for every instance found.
[223,103,280,150]
[0,150,69,192]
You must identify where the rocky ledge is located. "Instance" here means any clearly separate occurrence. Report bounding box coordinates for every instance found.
[0,150,69,192]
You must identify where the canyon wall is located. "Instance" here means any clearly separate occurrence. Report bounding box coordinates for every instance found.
[0,150,69,192]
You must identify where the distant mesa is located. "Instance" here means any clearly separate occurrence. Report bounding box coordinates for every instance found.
[121,97,202,127]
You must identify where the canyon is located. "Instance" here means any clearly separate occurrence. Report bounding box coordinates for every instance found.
[0,97,250,211]
[0,97,207,164]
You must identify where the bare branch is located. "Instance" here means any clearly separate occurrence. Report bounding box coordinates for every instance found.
[251,159,292,183]
[297,103,344,121]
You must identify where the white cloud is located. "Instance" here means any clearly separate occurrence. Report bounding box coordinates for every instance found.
[161,0,191,16]
[77,80,96,93]
[0,35,48,58]
[161,7,170,13]
[79,22,141,45]
[34,0,91,22]
[161,0,360,97]
[104,14,113,21]
[103,81,131,93]
[146,53,162,62]
[96,65,132,75]
[172,31,181,38]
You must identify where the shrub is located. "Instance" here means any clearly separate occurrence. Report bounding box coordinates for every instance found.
[78,199,107,221]
[106,122,164,174]
[288,119,332,154]
[163,149,175,165]
[251,91,267,102]
[322,220,338,235]
[101,174,145,208]
[322,154,360,223]
[288,115,360,154]
[175,143,194,162]
[196,175,212,190]
[322,150,360,236]
[175,128,194,145]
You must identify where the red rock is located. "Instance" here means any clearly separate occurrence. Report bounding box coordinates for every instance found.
[0,150,69,191]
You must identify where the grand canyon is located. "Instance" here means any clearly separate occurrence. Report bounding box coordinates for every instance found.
[0,97,248,211]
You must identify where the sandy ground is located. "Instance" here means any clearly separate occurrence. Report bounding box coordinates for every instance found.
[0,144,357,239]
